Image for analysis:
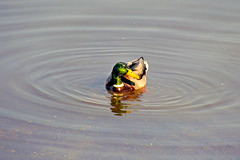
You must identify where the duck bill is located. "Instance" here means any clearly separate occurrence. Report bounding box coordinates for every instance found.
[126,69,140,79]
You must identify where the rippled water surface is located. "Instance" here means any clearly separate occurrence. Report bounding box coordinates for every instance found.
[1,0,240,159]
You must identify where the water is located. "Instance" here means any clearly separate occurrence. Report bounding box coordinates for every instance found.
[1,0,240,159]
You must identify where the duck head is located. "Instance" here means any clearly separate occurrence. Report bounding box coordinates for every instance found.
[111,62,140,88]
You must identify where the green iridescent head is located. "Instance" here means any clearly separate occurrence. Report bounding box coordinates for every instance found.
[111,62,140,86]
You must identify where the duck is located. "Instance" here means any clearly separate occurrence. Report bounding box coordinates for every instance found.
[106,57,149,92]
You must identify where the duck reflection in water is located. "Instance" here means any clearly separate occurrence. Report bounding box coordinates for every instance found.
[109,89,146,116]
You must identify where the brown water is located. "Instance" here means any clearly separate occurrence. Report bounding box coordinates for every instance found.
[1,0,240,159]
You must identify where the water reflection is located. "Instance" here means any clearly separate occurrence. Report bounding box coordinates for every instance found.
[109,88,146,116]
[110,96,131,116]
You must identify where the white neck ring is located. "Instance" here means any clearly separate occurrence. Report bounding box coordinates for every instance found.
[113,83,124,87]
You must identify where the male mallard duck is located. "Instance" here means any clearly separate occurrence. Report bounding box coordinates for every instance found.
[106,57,149,92]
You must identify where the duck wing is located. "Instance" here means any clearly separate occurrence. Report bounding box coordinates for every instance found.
[127,57,147,78]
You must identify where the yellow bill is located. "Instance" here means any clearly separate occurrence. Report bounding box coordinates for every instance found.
[126,69,140,80]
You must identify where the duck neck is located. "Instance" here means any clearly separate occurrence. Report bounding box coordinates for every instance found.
[112,75,123,87]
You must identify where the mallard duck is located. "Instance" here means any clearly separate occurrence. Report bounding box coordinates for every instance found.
[106,57,149,92]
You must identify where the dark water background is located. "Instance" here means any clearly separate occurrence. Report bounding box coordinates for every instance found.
[1,0,240,159]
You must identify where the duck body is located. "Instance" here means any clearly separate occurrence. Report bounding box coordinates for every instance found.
[106,57,148,93]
